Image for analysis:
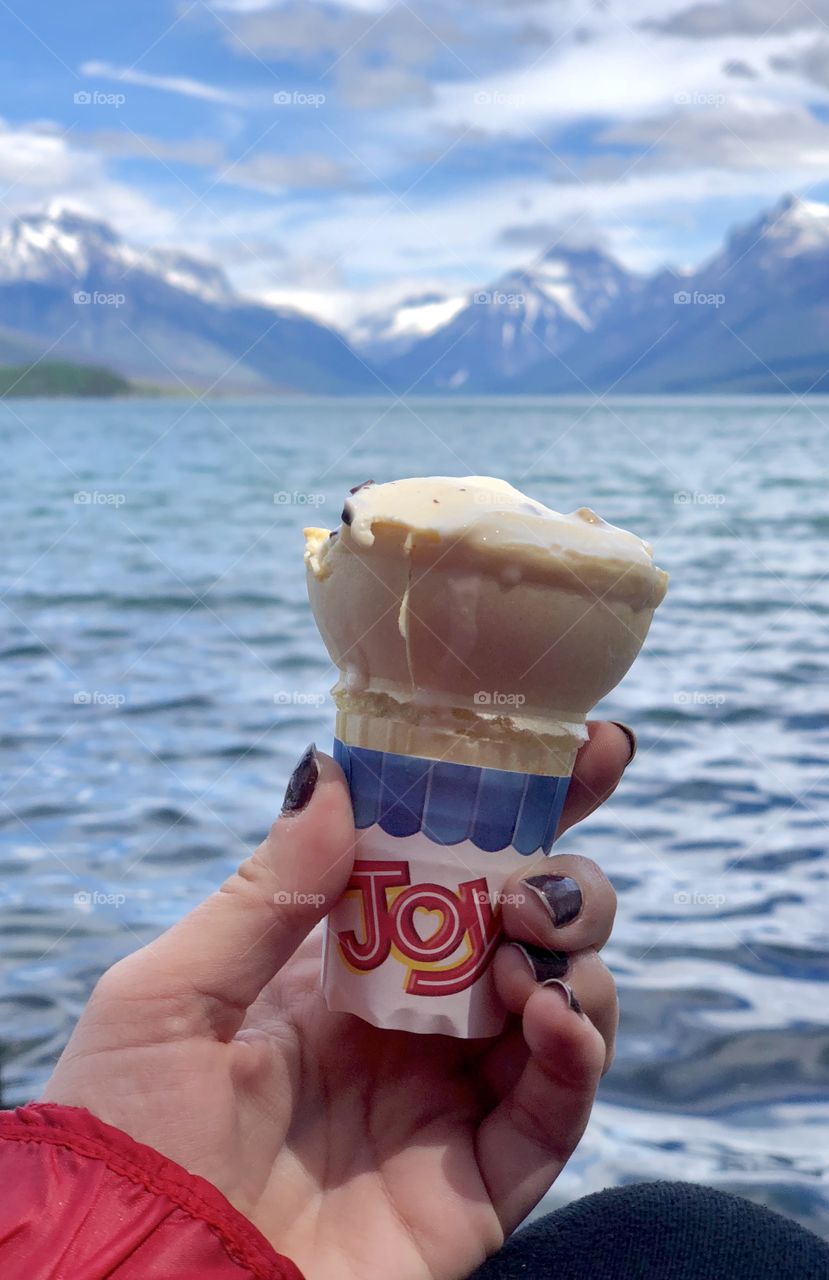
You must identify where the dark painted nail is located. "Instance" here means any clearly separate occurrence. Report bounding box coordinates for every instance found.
[281,744,319,815]
[543,978,584,1015]
[525,874,583,927]
[511,942,569,983]
[610,721,637,763]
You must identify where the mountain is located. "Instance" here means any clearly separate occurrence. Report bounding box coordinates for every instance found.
[352,292,467,364]
[4,195,829,397]
[371,195,829,396]
[374,247,638,392]
[518,194,829,394]
[0,205,381,393]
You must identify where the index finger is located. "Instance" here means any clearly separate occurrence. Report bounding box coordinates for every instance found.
[557,719,636,837]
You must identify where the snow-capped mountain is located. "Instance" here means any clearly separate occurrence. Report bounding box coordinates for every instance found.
[722,193,829,264]
[375,246,638,392]
[0,204,233,304]
[521,193,829,394]
[0,205,380,392]
[3,194,829,395]
[372,194,829,395]
[353,291,467,363]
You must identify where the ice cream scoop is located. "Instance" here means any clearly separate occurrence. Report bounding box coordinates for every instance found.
[305,475,668,777]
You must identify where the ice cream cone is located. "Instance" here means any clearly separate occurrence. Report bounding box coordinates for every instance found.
[305,476,667,1037]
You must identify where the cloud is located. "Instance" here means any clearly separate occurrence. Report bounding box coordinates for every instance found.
[79,61,257,107]
[642,1,829,39]
[429,24,789,135]
[207,235,286,264]
[772,38,829,90]
[211,0,388,11]
[36,118,351,194]
[723,59,758,79]
[220,2,447,108]
[228,1,445,62]
[221,151,356,190]
[216,0,554,109]
[496,217,607,250]
[336,64,435,109]
[0,119,175,240]
[67,128,225,167]
[602,102,829,174]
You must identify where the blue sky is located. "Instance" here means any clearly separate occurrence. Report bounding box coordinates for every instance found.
[3,0,829,327]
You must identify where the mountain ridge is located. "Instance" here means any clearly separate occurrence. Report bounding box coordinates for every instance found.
[370,194,829,394]
[1,195,829,394]
[0,205,381,394]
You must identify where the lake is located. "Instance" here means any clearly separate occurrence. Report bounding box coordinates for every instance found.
[1,395,827,1234]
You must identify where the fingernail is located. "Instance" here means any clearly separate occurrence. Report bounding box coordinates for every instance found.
[542,978,583,1015]
[610,721,637,763]
[281,744,319,815]
[510,942,569,983]
[524,874,583,927]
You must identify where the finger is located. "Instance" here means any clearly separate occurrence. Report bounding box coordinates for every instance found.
[100,746,355,1040]
[475,979,606,1232]
[557,720,636,837]
[493,943,618,1068]
[500,852,617,953]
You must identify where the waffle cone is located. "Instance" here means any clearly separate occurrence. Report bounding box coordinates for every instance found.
[334,699,584,777]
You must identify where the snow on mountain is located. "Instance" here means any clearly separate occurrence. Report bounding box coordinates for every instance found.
[742,193,829,257]
[137,248,234,304]
[523,193,829,395]
[378,245,636,392]
[0,205,119,283]
[3,192,829,395]
[353,291,467,361]
[703,194,829,281]
[0,204,234,304]
[0,205,379,392]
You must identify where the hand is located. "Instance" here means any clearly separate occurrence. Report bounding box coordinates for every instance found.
[42,722,632,1280]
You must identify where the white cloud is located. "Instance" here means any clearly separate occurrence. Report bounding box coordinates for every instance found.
[258,273,465,331]
[429,26,813,136]
[228,142,829,321]
[78,61,259,108]
[221,151,355,191]
[0,120,171,236]
[603,100,829,173]
[644,0,829,38]
[212,0,386,11]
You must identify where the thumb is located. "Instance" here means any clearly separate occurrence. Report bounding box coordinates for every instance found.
[113,745,355,1039]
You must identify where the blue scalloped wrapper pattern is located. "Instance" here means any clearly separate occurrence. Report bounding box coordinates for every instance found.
[333,739,570,856]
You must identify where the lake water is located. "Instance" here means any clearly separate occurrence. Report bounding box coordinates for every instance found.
[1,396,827,1235]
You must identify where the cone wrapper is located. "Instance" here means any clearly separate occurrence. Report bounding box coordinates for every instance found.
[322,739,572,1038]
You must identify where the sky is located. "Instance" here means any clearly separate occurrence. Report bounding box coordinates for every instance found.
[3,0,829,328]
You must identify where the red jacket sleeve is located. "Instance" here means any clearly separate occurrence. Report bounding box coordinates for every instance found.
[0,1104,304,1280]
